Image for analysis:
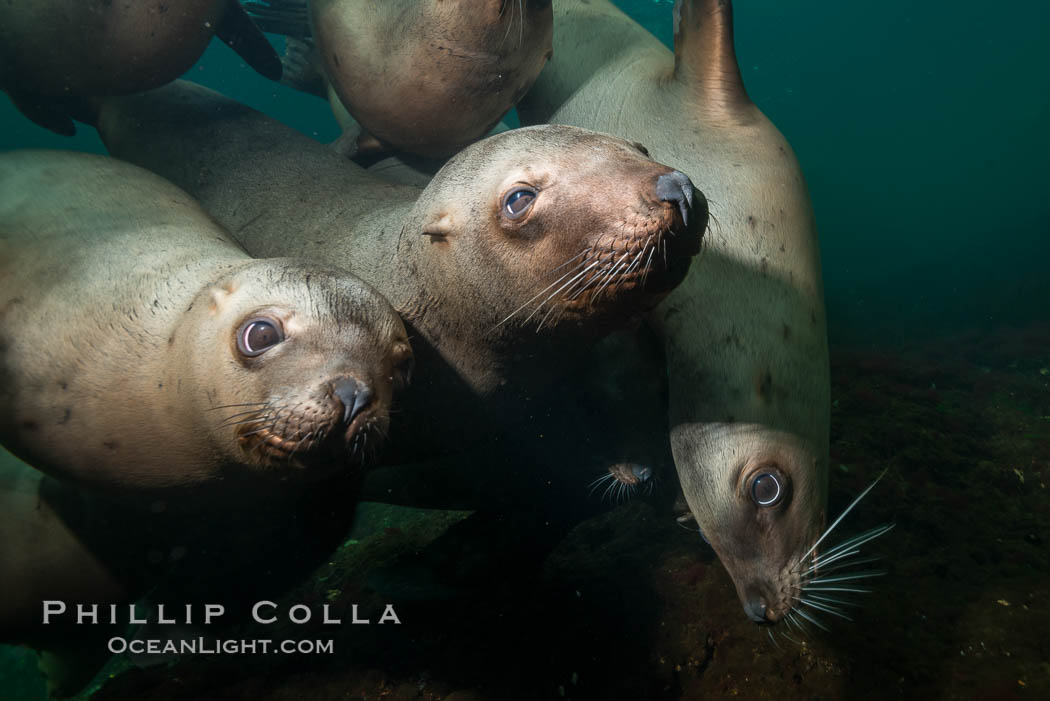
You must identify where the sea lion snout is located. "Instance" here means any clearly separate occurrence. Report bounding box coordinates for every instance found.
[649,170,707,259]
[743,599,772,625]
[655,170,697,229]
[332,376,373,426]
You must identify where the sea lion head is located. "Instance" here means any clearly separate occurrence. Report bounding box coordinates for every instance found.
[402,124,708,341]
[177,260,412,477]
[671,423,828,625]
[314,0,553,157]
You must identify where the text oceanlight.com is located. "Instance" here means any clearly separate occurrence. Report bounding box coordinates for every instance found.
[108,637,337,655]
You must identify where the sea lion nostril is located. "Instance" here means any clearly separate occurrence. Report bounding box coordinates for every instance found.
[333,377,372,424]
[744,599,769,624]
[655,170,695,228]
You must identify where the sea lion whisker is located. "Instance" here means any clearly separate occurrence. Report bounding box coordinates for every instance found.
[593,252,632,300]
[803,554,882,578]
[779,629,804,646]
[217,410,271,427]
[767,629,781,650]
[811,523,896,566]
[796,471,887,567]
[623,236,651,277]
[504,263,588,325]
[640,244,657,287]
[803,593,863,608]
[531,262,600,317]
[565,267,604,300]
[784,611,810,642]
[792,606,829,632]
[222,415,274,429]
[546,248,590,276]
[535,303,563,332]
[238,425,276,439]
[587,472,616,491]
[207,401,269,411]
[795,597,853,621]
[805,571,886,585]
[502,259,599,328]
[800,585,873,594]
[803,548,860,573]
[601,477,618,503]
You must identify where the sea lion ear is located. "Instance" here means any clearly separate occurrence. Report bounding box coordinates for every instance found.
[420,212,456,241]
[672,0,752,118]
[209,282,237,313]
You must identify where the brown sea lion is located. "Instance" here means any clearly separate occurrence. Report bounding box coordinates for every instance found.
[0,0,280,135]
[245,0,553,157]
[0,150,411,491]
[89,80,707,464]
[518,0,832,626]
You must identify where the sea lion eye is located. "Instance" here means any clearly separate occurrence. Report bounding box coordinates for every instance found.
[632,142,650,157]
[751,472,783,507]
[502,187,537,219]
[237,318,284,357]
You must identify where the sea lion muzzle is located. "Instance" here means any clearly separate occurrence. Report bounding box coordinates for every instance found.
[655,170,697,230]
[332,376,373,426]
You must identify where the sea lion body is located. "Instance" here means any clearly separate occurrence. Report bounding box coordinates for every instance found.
[316,0,552,157]
[0,150,412,491]
[0,0,280,134]
[249,0,553,157]
[93,81,708,463]
[518,0,830,624]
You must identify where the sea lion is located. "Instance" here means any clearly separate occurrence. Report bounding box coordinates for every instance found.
[0,151,412,695]
[245,0,553,157]
[0,0,281,135]
[517,0,832,626]
[89,80,707,463]
[588,463,656,504]
[0,150,412,491]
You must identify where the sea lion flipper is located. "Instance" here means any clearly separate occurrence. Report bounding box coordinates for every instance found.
[215,1,284,81]
[280,36,327,97]
[243,0,311,38]
[672,0,752,117]
[5,91,76,136]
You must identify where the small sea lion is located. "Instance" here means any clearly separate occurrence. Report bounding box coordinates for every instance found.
[245,0,553,157]
[0,0,280,135]
[518,0,832,626]
[0,150,412,491]
[90,80,708,463]
[588,463,656,503]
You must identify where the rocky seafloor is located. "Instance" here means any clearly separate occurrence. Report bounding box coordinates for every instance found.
[4,321,1048,701]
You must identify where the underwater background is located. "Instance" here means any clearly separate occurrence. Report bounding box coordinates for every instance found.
[1,0,1048,699]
